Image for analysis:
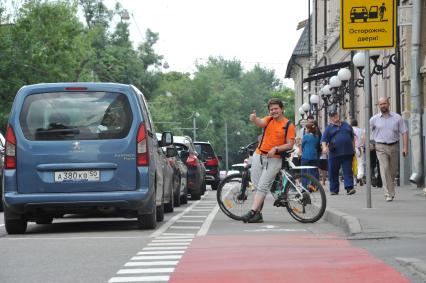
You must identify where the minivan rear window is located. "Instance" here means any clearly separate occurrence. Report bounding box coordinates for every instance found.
[19,91,133,140]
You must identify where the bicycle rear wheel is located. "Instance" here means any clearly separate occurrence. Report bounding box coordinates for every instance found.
[284,172,326,223]
[216,173,254,221]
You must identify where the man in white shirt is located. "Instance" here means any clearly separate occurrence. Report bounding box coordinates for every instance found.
[370,97,408,202]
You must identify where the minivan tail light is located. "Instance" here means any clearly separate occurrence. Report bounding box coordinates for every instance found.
[5,125,17,169]
[186,154,198,167]
[206,158,219,166]
[137,123,149,166]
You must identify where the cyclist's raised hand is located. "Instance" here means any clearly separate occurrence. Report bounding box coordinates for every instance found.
[249,109,257,122]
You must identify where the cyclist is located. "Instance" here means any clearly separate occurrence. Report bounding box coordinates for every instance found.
[241,98,296,223]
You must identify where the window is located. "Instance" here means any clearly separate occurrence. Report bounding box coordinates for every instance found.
[20,92,132,140]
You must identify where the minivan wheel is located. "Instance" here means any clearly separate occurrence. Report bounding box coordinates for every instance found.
[5,219,27,234]
[137,206,157,230]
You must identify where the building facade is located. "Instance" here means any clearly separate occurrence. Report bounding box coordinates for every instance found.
[286,0,426,186]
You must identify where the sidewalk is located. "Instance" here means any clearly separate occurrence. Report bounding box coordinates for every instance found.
[323,183,426,278]
[323,184,426,236]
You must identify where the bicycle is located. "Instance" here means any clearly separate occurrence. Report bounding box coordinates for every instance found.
[217,142,326,223]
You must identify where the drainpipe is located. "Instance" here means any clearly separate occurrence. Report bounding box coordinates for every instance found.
[409,0,423,185]
[294,59,304,105]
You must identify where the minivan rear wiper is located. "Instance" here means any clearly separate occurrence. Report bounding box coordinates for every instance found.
[35,126,80,139]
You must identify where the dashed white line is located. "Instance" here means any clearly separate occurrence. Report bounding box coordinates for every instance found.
[169,226,201,230]
[176,220,204,223]
[109,275,169,282]
[197,205,220,236]
[137,251,185,255]
[131,255,182,261]
[142,246,187,250]
[151,239,192,243]
[125,261,178,267]
[117,268,175,274]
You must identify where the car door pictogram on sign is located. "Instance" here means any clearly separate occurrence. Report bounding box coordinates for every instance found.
[341,0,396,50]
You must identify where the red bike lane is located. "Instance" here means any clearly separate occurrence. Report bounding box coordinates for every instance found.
[170,234,409,283]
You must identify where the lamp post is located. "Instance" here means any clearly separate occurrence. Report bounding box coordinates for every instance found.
[224,120,240,172]
[192,111,200,141]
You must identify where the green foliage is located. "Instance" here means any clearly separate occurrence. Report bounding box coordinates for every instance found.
[0,0,296,169]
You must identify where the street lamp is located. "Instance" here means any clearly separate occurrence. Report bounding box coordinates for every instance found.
[192,112,200,141]
[224,121,240,172]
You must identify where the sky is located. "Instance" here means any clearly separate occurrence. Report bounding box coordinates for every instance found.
[103,0,310,89]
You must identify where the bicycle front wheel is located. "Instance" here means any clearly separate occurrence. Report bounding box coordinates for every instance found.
[216,173,254,221]
[284,172,326,223]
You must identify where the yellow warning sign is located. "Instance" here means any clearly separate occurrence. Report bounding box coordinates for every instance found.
[340,0,396,50]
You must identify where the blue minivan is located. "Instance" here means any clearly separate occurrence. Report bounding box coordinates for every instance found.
[2,83,172,234]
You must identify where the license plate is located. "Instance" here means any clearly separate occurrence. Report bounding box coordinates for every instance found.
[54,170,100,182]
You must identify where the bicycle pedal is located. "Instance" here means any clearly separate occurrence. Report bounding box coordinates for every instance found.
[273,199,286,207]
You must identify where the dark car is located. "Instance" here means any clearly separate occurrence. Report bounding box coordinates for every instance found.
[194,141,221,190]
[2,83,173,234]
[174,136,206,200]
[165,144,188,206]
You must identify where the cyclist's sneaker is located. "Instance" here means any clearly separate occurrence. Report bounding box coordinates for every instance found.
[248,212,263,223]
[241,210,263,223]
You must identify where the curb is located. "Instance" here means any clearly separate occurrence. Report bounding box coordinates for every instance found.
[395,257,426,281]
[324,207,362,235]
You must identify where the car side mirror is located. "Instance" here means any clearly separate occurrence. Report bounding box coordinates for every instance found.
[166,147,177,158]
[160,132,173,147]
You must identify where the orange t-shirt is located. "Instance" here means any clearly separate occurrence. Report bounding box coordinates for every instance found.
[255,116,296,158]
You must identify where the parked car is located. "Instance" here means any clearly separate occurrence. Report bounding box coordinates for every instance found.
[194,141,221,190]
[156,133,179,210]
[2,83,173,234]
[155,136,175,213]
[0,132,5,212]
[164,143,188,206]
[173,136,206,200]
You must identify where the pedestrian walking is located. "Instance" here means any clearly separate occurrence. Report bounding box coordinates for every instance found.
[242,98,296,223]
[321,109,356,195]
[301,122,320,189]
[351,119,365,186]
[370,97,408,201]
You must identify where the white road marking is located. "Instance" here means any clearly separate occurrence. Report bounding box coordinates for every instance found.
[161,233,195,236]
[156,235,194,239]
[197,205,220,236]
[149,200,200,238]
[169,226,201,229]
[244,228,308,232]
[181,215,206,218]
[0,224,4,227]
[125,261,178,267]
[131,255,182,260]
[148,242,189,246]
[117,268,175,274]
[151,239,192,243]
[176,220,204,223]
[109,275,169,282]
[191,209,211,212]
[143,246,187,250]
[137,251,185,255]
